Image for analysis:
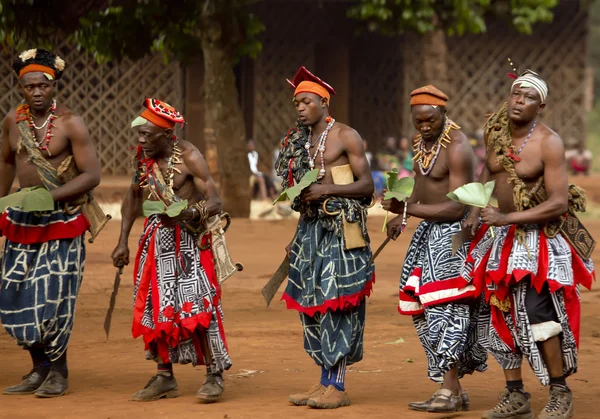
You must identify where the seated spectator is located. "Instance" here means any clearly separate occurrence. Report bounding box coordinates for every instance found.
[566,143,592,176]
[372,136,403,197]
[247,139,278,201]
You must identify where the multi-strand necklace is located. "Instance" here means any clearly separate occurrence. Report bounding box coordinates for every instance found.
[305,117,335,179]
[29,99,57,156]
[165,138,183,188]
[412,118,459,176]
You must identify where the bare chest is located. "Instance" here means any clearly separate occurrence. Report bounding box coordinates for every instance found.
[11,120,72,167]
[487,145,544,183]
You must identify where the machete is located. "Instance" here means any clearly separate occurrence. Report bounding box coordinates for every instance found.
[103,263,124,340]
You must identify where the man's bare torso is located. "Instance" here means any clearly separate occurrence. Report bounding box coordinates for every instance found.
[6,104,75,188]
[146,139,204,205]
[413,129,468,206]
[486,124,552,214]
[305,122,353,183]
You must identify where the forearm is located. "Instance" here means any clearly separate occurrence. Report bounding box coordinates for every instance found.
[504,199,567,225]
[118,188,142,245]
[470,166,492,219]
[322,178,374,200]
[407,201,466,222]
[204,196,222,218]
[50,172,100,202]
[0,163,16,198]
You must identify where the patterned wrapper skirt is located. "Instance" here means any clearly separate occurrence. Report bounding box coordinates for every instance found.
[399,218,487,382]
[133,215,231,371]
[284,214,374,369]
[463,223,595,385]
[0,205,88,361]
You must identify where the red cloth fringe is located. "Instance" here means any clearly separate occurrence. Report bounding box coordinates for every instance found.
[281,272,375,316]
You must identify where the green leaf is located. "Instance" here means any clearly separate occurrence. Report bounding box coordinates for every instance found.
[21,187,54,211]
[273,169,319,205]
[385,337,405,345]
[165,200,188,217]
[0,187,54,213]
[383,176,415,201]
[447,180,496,208]
[382,176,415,232]
[142,200,166,217]
[384,168,399,191]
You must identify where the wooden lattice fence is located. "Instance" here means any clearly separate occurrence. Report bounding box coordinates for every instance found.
[402,4,588,147]
[0,40,184,175]
[350,33,403,150]
[252,1,403,169]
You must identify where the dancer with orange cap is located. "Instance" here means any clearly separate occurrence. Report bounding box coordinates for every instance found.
[275,66,374,409]
[383,85,487,413]
[1,48,104,397]
[112,99,234,403]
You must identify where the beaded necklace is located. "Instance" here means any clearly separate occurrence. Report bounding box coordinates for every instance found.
[305,118,335,179]
[412,118,459,176]
[165,138,183,188]
[28,99,57,156]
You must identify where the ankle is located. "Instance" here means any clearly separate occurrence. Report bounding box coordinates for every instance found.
[158,363,173,377]
[506,379,524,393]
[549,375,568,391]
[440,383,460,396]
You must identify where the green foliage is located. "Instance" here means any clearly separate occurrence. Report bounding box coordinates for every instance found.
[347,0,559,36]
[142,199,188,218]
[0,0,265,65]
[273,169,319,204]
[447,180,496,208]
[383,169,415,201]
[0,187,54,212]
[381,169,415,232]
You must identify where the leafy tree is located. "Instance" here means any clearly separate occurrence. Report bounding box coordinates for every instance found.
[348,0,559,35]
[0,0,264,217]
[347,0,559,90]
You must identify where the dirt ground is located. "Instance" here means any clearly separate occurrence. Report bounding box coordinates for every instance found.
[1,216,600,419]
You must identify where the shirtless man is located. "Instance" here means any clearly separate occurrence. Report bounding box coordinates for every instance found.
[0,48,101,397]
[463,71,594,419]
[274,66,374,409]
[111,99,231,403]
[383,86,487,413]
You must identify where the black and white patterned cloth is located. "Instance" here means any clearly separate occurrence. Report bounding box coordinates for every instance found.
[399,217,487,382]
[133,215,231,371]
[464,223,595,385]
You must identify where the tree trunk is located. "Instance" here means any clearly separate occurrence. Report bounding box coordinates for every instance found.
[201,30,251,218]
[421,29,449,93]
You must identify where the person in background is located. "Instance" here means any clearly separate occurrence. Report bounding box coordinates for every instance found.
[565,143,592,176]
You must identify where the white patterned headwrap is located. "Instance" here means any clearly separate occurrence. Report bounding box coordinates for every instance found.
[512,71,548,103]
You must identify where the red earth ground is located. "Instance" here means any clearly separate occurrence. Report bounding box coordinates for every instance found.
[1,216,599,419]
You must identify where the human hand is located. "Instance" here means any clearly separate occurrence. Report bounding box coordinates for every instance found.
[111,243,130,267]
[301,183,328,201]
[386,215,404,240]
[381,197,405,214]
[481,205,508,227]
